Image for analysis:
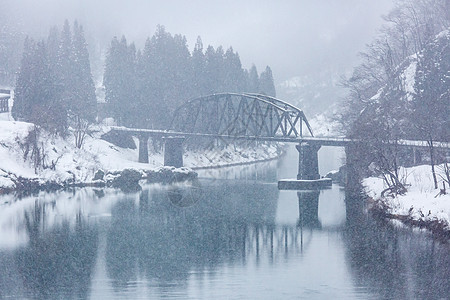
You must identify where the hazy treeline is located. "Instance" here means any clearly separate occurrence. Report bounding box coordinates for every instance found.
[104,25,276,128]
[12,20,97,136]
[341,0,449,190]
[0,24,23,86]
[8,22,276,134]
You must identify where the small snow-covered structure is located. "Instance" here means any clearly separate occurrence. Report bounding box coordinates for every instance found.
[0,89,11,113]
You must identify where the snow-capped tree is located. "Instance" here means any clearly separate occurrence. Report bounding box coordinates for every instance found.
[11,37,35,122]
[70,21,97,120]
[138,25,192,128]
[259,66,276,97]
[104,36,137,126]
[340,0,450,190]
[13,20,98,138]
[191,36,207,97]
[103,26,276,129]
[412,30,450,188]
[223,47,246,93]
[247,64,259,93]
[13,38,66,134]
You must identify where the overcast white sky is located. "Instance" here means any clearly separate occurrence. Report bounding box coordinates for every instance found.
[3,0,394,83]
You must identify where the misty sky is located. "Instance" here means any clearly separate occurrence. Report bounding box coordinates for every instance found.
[3,0,394,83]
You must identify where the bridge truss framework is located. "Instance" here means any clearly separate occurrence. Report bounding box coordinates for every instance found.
[171,93,314,139]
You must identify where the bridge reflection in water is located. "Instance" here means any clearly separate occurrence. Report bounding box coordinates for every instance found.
[1,181,449,299]
[6,183,325,293]
[104,183,326,288]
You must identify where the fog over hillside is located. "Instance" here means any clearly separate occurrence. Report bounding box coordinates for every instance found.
[2,0,393,113]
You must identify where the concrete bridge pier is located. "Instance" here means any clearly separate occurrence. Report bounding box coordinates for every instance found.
[297,191,321,229]
[138,133,150,163]
[164,137,185,168]
[296,143,321,180]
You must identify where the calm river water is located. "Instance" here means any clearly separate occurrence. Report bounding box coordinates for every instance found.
[0,148,449,299]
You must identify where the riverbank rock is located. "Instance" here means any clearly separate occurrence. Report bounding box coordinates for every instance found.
[93,169,105,181]
[325,165,347,184]
[110,168,143,192]
[1,166,198,196]
[145,166,198,183]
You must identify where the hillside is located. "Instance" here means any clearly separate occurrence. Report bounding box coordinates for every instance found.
[0,119,281,193]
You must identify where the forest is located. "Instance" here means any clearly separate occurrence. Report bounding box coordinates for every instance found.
[103,25,276,128]
[340,0,449,192]
[2,0,449,192]
[7,22,276,135]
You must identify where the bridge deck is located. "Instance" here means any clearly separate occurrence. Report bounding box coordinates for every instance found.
[110,126,450,149]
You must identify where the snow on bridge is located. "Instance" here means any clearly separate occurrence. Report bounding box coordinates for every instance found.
[110,126,449,149]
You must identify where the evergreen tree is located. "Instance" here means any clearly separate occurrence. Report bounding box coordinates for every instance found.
[57,20,74,108]
[104,36,136,126]
[138,26,192,128]
[248,65,259,93]
[204,45,224,94]
[192,36,207,97]
[223,47,246,93]
[259,66,276,97]
[71,21,97,122]
[67,21,98,147]
[0,23,24,86]
[46,26,60,68]
[13,20,97,138]
[12,38,66,133]
[12,37,35,121]
[103,27,277,128]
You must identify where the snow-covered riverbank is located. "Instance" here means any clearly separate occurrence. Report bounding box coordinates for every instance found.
[0,120,281,193]
[363,164,450,237]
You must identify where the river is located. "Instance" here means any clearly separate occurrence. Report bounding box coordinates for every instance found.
[0,147,449,299]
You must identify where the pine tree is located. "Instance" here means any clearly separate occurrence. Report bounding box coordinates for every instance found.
[67,21,98,147]
[12,37,35,121]
[46,26,60,68]
[32,41,66,133]
[192,36,207,97]
[204,45,225,94]
[104,36,136,126]
[103,27,277,128]
[248,65,259,93]
[13,38,66,133]
[57,20,74,108]
[223,47,246,93]
[71,21,97,122]
[0,23,24,86]
[259,66,276,97]
[138,26,192,128]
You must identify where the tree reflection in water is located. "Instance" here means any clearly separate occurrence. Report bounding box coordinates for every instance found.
[14,201,98,300]
[105,182,284,288]
[344,194,450,300]
[0,180,448,299]
[104,182,330,292]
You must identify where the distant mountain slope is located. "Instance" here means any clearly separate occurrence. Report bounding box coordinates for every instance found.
[277,71,348,117]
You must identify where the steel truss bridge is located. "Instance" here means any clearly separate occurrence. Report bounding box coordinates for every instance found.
[113,93,449,147]
[111,93,449,179]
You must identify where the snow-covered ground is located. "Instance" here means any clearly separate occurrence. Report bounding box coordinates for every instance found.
[0,118,281,192]
[363,164,450,232]
[308,112,342,137]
